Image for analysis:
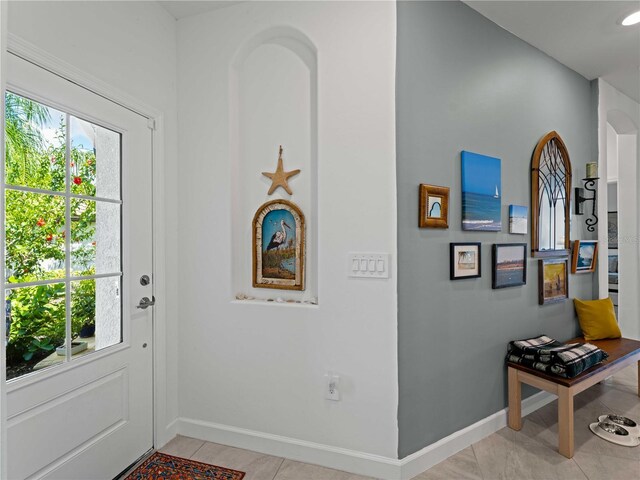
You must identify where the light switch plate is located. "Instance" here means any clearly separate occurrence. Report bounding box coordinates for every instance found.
[348,253,390,278]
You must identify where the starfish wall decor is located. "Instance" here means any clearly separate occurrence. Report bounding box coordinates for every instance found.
[262,146,301,195]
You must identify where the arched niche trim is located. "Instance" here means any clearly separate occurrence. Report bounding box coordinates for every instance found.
[230,26,317,72]
[607,109,638,135]
[531,131,572,257]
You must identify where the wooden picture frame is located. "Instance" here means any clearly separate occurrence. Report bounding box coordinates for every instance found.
[531,131,572,257]
[450,243,481,280]
[252,199,305,291]
[571,240,598,274]
[538,258,569,305]
[492,243,527,289]
[419,184,449,228]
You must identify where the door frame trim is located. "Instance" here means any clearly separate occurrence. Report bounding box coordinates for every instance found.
[1,32,173,476]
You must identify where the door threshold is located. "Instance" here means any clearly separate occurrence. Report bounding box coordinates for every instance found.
[113,448,155,480]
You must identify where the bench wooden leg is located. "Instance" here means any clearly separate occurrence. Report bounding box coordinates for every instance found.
[558,385,574,458]
[508,367,522,430]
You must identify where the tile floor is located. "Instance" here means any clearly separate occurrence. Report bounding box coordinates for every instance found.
[161,364,639,480]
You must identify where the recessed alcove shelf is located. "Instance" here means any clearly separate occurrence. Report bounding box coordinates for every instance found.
[229,28,319,304]
[230,299,319,310]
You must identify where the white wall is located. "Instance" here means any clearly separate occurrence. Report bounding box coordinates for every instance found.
[597,80,640,339]
[177,0,398,461]
[6,0,179,446]
[606,123,618,182]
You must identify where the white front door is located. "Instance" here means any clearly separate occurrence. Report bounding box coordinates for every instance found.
[4,54,153,479]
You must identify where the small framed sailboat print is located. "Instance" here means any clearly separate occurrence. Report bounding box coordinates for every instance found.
[253,199,305,290]
[461,151,502,231]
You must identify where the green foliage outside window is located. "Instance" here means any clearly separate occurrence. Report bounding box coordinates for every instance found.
[5,92,98,369]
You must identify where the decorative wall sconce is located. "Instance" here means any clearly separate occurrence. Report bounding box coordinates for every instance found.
[575,162,598,232]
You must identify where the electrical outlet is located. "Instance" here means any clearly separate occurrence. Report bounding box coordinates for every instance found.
[324,373,340,401]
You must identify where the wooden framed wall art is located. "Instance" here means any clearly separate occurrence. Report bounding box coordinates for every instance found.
[419,184,449,228]
[531,131,572,257]
[253,200,305,290]
[538,258,569,305]
[571,240,598,274]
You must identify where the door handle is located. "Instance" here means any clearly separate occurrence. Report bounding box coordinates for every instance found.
[137,296,155,309]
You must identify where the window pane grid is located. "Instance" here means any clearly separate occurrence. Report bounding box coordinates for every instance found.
[5,92,123,381]
[5,273,122,290]
[5,184,122,205]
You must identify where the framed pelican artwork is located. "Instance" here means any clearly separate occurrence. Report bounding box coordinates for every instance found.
[252,199,305,290]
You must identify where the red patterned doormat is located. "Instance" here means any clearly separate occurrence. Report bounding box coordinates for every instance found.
[125,452,245,479]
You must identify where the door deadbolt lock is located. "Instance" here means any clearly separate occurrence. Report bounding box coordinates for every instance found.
[140,275,151,286]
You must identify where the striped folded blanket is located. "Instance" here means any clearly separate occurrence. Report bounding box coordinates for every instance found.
[506,335,608,378]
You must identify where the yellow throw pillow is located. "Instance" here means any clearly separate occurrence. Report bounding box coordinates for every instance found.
[573,297,621,341]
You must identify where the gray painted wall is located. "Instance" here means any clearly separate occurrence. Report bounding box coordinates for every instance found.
[396,1,597,458]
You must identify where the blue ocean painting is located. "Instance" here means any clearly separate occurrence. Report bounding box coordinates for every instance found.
[576,241,597,270]
[509,205,528,234]
[461,151,501,231]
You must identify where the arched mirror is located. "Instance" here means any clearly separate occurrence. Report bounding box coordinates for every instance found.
[531,131,572,257]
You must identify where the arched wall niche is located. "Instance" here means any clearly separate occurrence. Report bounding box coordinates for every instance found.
[608,109,638,135]
[229,27,318,304]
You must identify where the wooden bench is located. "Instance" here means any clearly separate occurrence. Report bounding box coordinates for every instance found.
[507,337,640,458]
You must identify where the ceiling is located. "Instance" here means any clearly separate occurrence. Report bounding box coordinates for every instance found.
[158,1,242,19]
[157,1,640,102]
[464,1,640,102]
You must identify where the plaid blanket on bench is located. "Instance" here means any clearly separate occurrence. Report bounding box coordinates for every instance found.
[506,335,608,378]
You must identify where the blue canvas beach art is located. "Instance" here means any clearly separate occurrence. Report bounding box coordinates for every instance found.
[461,151,501,231]
[509,205,528,234]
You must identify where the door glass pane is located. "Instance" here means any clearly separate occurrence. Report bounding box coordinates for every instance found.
[71,199,121,276]
[72,277,121,353]
[70,116,120,200]
[5,90,123,383]
[5,190,65,283]
[5,283,66,380]
[5,92,66,192]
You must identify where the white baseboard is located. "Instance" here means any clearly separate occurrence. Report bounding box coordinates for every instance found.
[176,391,556,480]
[177,417,402,479]
[399,391,555,479]
[158,418,178,450]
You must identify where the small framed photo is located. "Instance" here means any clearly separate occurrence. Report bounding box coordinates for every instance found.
[571,240,598,274]
[419,184,449,228]
[508,205,528,234]
[607,211,618,249]
[538,258,569,305]
[450,242,481,280]
[492,243,527,289]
